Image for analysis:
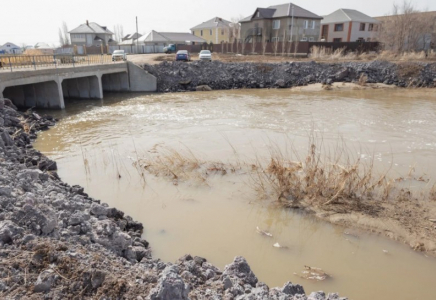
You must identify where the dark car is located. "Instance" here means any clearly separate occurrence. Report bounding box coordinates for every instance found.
[176,50,190,62]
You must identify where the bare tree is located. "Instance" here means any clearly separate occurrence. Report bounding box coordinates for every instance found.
[114,24,125,43]
[273,33,279,56]
[58,28,66,47]
[58,22,70,47]
[282,29,287,56]
[379,1,436,52]
[262,35,268,55]
[62,22,70,45]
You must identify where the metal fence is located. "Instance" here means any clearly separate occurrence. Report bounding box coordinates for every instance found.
[0,54,117,72]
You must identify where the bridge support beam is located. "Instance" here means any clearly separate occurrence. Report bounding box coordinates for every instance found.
[101,72,129,92]
[2,80,64,109]
[61,75,102,100]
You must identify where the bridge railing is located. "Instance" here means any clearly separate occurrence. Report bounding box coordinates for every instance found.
[0,54,121,72]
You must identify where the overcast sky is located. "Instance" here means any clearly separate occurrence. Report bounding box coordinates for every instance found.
[1,0,435,46]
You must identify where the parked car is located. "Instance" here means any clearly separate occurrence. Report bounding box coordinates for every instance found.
[199,50,212,61]
[112,50,127,61]
[163,44,177,54]
[176,50,190,62]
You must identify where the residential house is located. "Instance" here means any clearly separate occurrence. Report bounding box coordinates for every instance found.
[190,17,233,43]
[321,9,380,42]
[0,42,22,54]
[240,2,323,43]
[69,21,117,47]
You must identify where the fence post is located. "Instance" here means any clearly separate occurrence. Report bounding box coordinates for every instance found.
[72,54,75,68]
[33,56,36,70]
[8,57,12,72]
[101,54,103,64]
[88,55,90,65]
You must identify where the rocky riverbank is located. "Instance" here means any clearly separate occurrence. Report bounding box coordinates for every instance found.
[143,60,436,92]
[0,99,347,299]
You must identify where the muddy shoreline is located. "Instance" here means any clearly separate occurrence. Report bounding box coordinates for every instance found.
[0,99,348,298]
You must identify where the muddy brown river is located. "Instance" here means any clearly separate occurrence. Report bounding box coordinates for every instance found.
[34,88,436,300]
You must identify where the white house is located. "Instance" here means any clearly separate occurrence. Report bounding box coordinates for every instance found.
[0,42,22,54]
[321,9,380,42]
[69,21,117,47]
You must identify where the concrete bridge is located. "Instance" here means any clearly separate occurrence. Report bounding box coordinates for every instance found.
[0,62,157,109]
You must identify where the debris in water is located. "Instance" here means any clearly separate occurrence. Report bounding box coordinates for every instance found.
[383,249,389,254]
[273,242,289,249]
[344,231,360,239]
[256,226,273,237]
[295,266,331,281]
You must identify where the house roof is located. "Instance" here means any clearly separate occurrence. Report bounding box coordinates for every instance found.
[69,22,113,35]
[138,30,206,43]
[34,42,52,49]
[123,33,142,40]
[190,17,232,30]
[240,2,323,23]
[1,42,20,48]
[322,9,379,24]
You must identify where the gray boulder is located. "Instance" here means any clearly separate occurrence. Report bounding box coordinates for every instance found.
[34,269,56,293]
[149,265,190,300]
[308,291,326,300]
[282,281,305,296]
[223,256,258,287]
[0,220,24,244]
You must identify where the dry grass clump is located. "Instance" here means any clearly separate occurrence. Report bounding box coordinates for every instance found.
[358,73,368,86]
[136,147,238,186]
[250,137,419,210]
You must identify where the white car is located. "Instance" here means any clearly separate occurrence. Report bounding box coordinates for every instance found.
[112,50,127,61]
[199,50,212,61]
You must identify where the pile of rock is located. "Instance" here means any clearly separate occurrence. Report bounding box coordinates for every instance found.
[143,60,436,93]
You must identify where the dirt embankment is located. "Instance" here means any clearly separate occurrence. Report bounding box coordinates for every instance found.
[142,60,436,93]
[0,99,346,299]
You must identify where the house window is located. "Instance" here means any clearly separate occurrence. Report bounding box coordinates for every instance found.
[309,37,315,42]
[333,38,342,42]
[210,29,213,35]
[334,24,344,31]
[357,38,364,42]
[271,37,280,42]
[221,29,224,35]
[312,20,316,29]
[304,20,309,29]
[360,23,366,31]
[301,37,308,41]
[368,24,374,31]
[272,20,280,29]
[201,30,203,36]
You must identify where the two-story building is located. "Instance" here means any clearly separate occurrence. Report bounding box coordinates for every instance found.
[320,9,380,42]
[240,2,323,43]
[191,17,233,43]
[69,21,117,47]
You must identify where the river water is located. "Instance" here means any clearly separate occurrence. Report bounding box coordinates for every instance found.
[34,88,436,300]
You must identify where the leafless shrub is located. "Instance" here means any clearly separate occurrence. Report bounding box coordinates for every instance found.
[378,1,436,52]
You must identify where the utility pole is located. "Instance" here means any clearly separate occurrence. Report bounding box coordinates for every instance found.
[290,5,294,43]
[136,16,139,54]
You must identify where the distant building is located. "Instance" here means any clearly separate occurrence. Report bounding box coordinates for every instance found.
[135,30,206,53]
[190,17,233,43]
[0,42,22,54]
[321,9,380,42]
[69,21,117,47]
[240,2,323,43]
[34,42,54,55]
